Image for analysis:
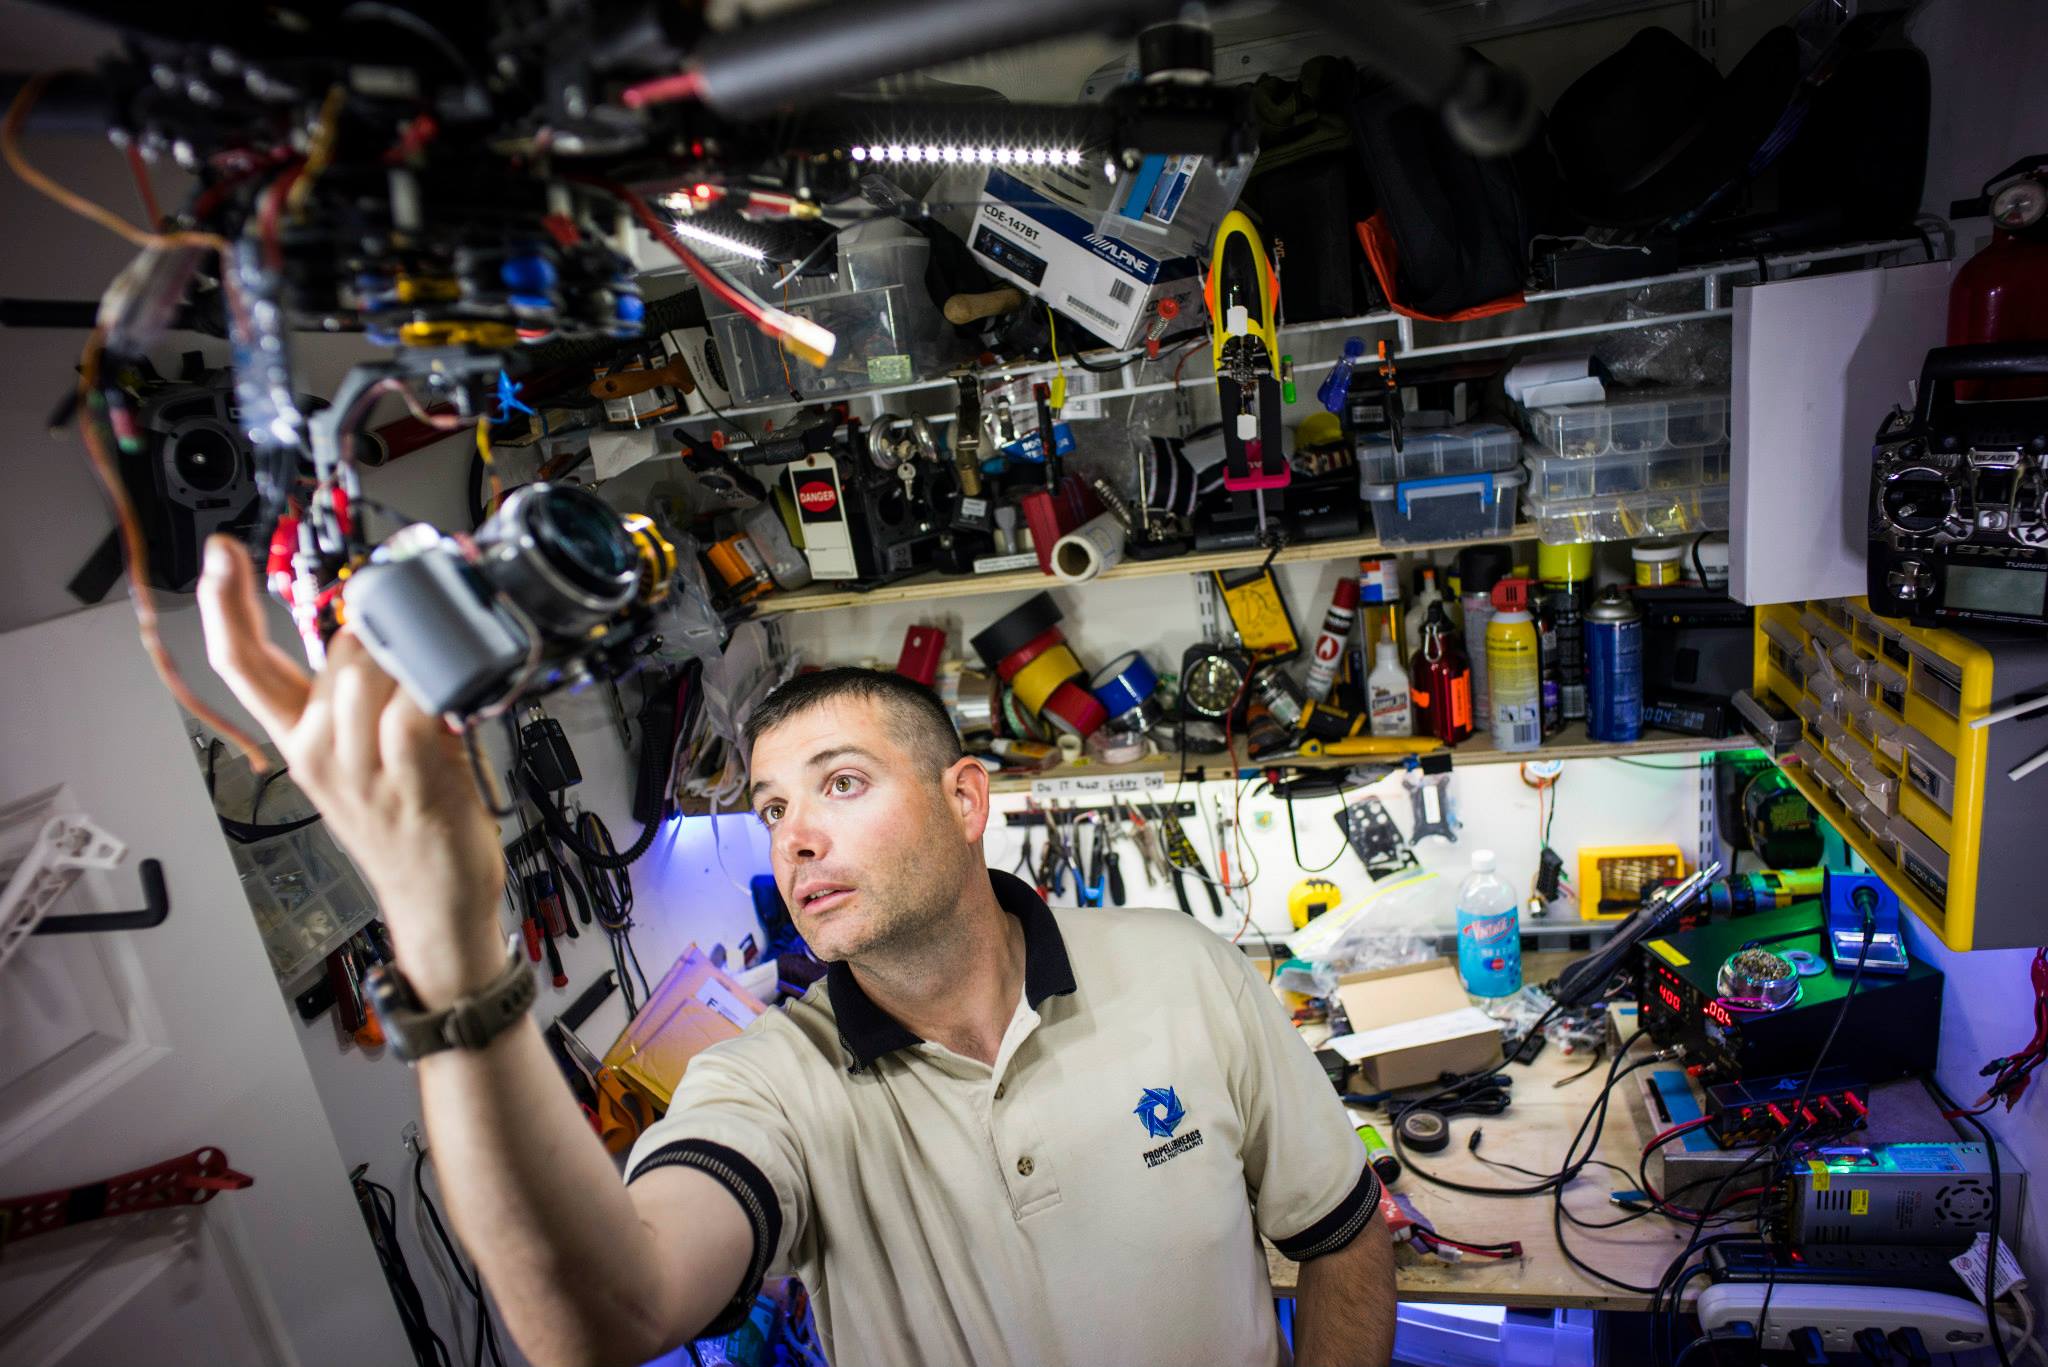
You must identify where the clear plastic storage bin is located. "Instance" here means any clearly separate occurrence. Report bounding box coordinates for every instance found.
[705,228,953,404]
[1521,389,1728,459]
[1363,465,1526,544]
[1524,440,1727,502]
[1522,483,1727,544]
[1356,423,1520,484]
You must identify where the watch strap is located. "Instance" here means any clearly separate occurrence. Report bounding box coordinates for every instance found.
[365,936,536,1062]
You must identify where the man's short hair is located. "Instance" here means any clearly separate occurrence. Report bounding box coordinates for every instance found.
[744,668,965,777]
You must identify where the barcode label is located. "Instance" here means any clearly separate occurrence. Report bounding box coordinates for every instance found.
[1108,279,1135,306]
[1064,293,1116,326]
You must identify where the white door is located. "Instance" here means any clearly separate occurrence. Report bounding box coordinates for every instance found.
[0,602,409,1367]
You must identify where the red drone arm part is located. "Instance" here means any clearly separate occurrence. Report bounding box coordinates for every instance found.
[0,1148,253,1248]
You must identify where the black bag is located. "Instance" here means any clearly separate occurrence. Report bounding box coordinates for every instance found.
[1345,60,1554,319]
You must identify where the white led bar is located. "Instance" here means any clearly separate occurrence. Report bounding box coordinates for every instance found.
[851,145,1085,168]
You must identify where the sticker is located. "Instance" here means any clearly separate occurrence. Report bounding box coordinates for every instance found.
[1950,1233,2024,1306]
[1849,1189,1869,1215]
[1807,1159,1830,1192]
[694,979,755,1031]
[796,479,840,516]
[1646,940,1690,967]
[1029,772,1168,799]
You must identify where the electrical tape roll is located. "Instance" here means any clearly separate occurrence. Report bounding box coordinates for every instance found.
[1010,644,1084,714]
[968,591,1063,672]
[1089,650,1160,720]
[1397,1108,1450,1154]
[994,626,1068,682]
[1041,679,1110,738]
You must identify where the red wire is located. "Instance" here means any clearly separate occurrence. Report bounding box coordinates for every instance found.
[124,144,162,227]
[620,69,704,109]
[584,175,800,352]
[1643,1116,1712,1155]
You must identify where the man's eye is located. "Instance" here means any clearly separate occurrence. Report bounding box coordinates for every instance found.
[830,774,864,795]
[758,803,783,826]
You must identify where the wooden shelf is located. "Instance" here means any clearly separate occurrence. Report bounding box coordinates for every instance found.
[752,526,1541,616]
[983,723,1758,793]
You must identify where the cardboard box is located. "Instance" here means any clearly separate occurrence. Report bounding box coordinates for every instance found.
[1327,959,1503,1092]
[944,167,1206,349]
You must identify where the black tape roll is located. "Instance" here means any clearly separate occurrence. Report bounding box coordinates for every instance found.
[1397,1108,1450,1153]
[969,591,1063,672]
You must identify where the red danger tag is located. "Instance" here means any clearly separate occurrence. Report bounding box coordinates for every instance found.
[796,480,839,516]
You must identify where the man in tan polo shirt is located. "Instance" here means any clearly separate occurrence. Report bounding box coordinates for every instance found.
[197,537,1396,1366]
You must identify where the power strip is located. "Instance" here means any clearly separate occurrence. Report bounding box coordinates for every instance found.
[1696,1283,1998,1355]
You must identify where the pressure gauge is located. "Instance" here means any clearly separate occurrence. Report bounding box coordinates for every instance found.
[1179,644,1250,720]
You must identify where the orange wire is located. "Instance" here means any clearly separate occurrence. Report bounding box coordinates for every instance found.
[77,330,269,766]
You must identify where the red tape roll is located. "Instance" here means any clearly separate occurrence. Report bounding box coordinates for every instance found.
[1040,679,1109,738]
[994,626,1067,682]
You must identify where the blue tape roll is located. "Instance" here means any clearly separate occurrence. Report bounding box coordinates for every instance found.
[1089,651,1159,726]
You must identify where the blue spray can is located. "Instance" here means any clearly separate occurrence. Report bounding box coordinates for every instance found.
[1584,586,1643,743]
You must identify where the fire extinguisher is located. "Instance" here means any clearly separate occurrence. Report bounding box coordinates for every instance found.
[1949,154,2048,400]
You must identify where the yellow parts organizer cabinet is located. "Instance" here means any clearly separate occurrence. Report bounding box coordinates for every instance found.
[1752,596,2048,950]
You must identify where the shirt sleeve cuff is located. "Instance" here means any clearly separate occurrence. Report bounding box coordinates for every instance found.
[1272,1165,1384,1262]
[628,1138,783,1336]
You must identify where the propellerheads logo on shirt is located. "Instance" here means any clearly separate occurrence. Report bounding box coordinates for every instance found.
[1135,1086,1203,1168]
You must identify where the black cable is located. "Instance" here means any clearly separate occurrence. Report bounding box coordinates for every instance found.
[356,1172,454,1367]
[414,1147,508,1367]
[517,767,661,868]
[1283,781,1354,874]
[251,764,290,821]
[1069,326,1208,373]
[1929,1077,2018,1367]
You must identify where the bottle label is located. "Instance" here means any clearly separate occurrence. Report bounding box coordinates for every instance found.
[1450,674,1473,732]
[1457,906,1524,997]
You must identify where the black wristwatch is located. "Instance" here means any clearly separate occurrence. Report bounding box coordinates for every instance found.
[364,935,536,1063]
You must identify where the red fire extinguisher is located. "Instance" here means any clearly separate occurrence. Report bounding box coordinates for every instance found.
[1948,154,2048,399]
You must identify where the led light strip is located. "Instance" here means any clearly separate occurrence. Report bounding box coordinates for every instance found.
[662,216,768,263]
[850,144,1085,168]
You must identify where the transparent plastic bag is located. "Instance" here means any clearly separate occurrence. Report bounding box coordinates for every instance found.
[1286,871,1448,997]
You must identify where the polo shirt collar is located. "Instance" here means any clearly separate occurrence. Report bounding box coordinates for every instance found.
[825,870,1076,1072]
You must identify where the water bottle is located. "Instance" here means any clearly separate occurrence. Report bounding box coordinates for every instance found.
[1455,850,1522,997]
[1317,336,1368,414]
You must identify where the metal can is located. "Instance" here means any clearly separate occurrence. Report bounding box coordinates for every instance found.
[1584,587,1643,742]
[1250,663,1307,730]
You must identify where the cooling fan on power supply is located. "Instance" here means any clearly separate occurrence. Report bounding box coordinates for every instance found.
[1932,1178,1995,1228]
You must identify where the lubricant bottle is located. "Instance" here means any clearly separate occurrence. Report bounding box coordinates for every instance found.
[1408,601,1472,745]
[1585,586,1645,742]
[1537,541,1591,727]
[1484,578,1542,753]
[1368,640,1413,736]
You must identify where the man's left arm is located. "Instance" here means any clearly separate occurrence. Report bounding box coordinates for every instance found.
[1211,942,1396,1367]
[1294,1213,1396,1366]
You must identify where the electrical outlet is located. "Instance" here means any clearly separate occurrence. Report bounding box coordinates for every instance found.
[401,1121,420,1155]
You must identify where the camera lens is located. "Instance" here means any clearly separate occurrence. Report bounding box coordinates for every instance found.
[531,484,636,593]
[475,483,637,637]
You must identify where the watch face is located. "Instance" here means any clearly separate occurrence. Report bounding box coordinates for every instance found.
[1183,649,1247,717]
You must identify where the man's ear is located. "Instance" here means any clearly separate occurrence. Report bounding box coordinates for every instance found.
[944,755,991,843]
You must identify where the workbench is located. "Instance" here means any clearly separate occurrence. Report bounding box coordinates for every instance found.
[1268,964,1690,1311]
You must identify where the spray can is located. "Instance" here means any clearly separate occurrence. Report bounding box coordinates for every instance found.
[1485,578,1542,752]
[1585,587,1644,742]
[1409,602,1473,745]
[1304,577,1360,703]
[1538,542,1591,726]
[1456,546,1511,729]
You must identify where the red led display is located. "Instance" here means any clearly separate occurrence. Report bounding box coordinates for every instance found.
[1658,984,1685,1014]
[1704,999,1734,1028]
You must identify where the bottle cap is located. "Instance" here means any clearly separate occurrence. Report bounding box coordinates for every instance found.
[1375,640,1400,667]
[1537,541,1593,584]
[1471,849,1496,873]
[1490,577,1534,613]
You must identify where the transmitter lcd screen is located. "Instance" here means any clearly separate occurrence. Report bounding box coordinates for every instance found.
[1944,563,2047,618]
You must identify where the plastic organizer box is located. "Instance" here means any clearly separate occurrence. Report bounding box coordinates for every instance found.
[705,227,954,404]
[1356,423,1520,485]
[1521,388,1728,459]
[1523,439,1726,503]
[1523,483,1728,545]
[1363,464,1526,545]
